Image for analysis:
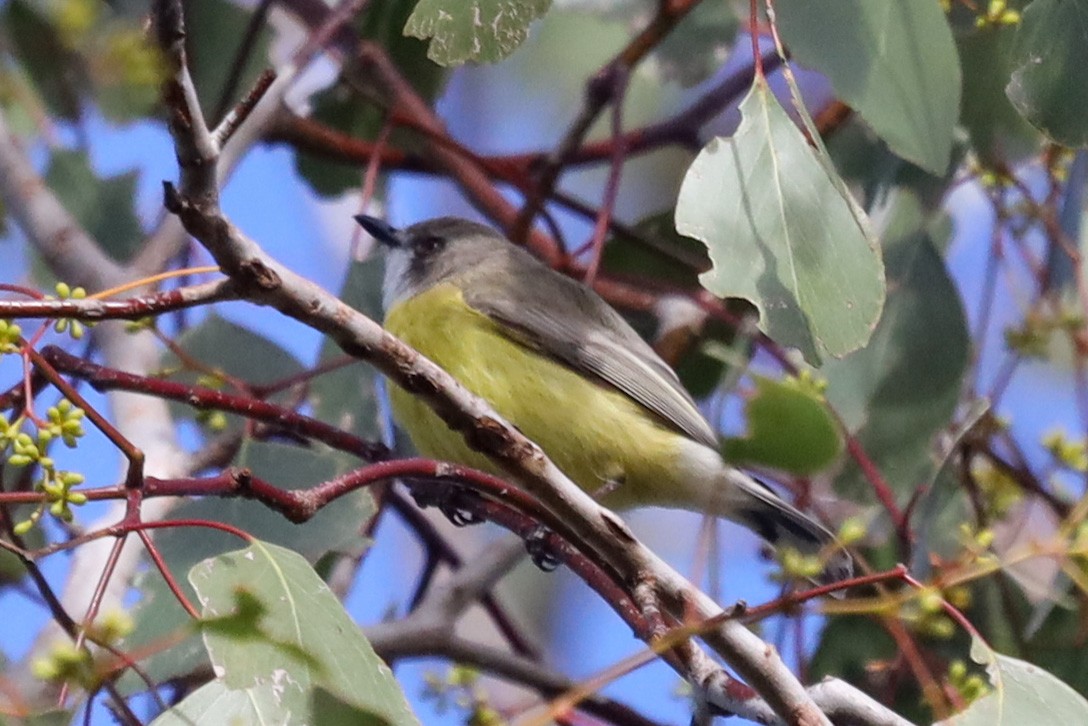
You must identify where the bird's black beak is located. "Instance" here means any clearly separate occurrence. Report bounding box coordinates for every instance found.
[354,215,404,248]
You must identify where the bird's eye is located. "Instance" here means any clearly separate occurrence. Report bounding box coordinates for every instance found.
[414,234,445,256]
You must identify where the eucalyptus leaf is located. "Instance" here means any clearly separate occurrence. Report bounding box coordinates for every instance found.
[160,314,305,427]
[405,0,551,66]
[653,0,739,87]
[295,0,446,197]
[149,680,260,725]
[183,0,271,121]
[908,402,989,574]
[185,542,418,725]
[1007,0,1088,147]
[0,710,73,726]
[723,376,843,475]
[313,687,393,726]
[44,150,143,263]
[957,22,1040,167]
[1048,150,1088,292]
[824,193,968,504]
[937,635,1088,724]
[3,1,84,121]
[1025,594,1088,696]
[120,441,369,691]
[676,79,885,365]
[311,256,384,440]
[775,0,961,175]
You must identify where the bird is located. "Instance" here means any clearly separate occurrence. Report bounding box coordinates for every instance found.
[356,214,852,584]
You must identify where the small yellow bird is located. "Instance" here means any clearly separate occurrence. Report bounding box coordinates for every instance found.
[357,215,851,583]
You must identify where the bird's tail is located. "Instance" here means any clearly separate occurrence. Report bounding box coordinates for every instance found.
[714,468,853,585]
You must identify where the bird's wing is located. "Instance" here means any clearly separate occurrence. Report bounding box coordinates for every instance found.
[465,277,719,449]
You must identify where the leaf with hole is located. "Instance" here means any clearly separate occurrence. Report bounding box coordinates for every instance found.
[188,542,417,725]
[405,0,551,65]
[676,79,885,365]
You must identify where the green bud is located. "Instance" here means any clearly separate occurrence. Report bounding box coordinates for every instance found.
[31,657,61,681]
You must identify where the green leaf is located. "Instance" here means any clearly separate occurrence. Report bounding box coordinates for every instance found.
[810,615,897,690]
[293,85,376,198]
[93,24,166,123]
[3,1,85,121]
[295,0,446,197]
[823,117,953,214]
[652,1,740,87]
[909,401,988,572]
[185,542,418,725]
[405,0,551,65]
[723,376,843,475]
[183,0,271,122]
[44,150,143,263]
[311,256,384,439]
[598,212,753,397]
[937,635,1088,724]
[824,192,968,504]
[672,315,753,399]
[148,680,262,725]
[1049,150,1088,291]
[602,211,711,287]
[313,687,393,726]
[810,613,934,723]
[1006,0,1088,147]
[166,314,304,384]
[0,547,25,586]
[1026,593,1088,695]
[0,710,74,726]
[958,24,1040,167]
[161,314,304,427]
[676,80,885,365]
[774,0,961,175]
[0,502,42,585]
[120,441,370,692]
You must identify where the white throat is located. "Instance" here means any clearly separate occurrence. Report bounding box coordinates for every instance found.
[381,247,416,313]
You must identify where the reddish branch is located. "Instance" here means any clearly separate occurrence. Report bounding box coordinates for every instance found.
[37,345,389,462]
[0,280,236,322]
[513,0,705,240]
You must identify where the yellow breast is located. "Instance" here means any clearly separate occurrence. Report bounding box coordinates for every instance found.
[384,283,685,508]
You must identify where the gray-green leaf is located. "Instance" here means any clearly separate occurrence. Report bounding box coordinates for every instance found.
[676,80,885,364]
[824,193,968,504]
[120,441,370,691]
[155,542,418,725]
[1006,0,1088,147]
[774,0,961,175]
[45,150,143,263]
[937,634,1088,724]
[405,0,551,65]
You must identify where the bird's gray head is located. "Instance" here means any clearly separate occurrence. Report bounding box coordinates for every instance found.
[354,216,511,311]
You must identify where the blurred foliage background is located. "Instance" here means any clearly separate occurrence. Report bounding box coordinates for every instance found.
[2,0,1088,724]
